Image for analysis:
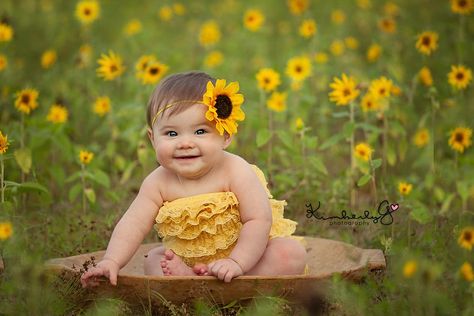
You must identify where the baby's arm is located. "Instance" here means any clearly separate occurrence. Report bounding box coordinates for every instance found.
[208,159,272,281]
[81,173,162,287]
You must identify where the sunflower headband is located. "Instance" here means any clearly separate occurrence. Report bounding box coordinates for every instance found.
[151,79,245,136]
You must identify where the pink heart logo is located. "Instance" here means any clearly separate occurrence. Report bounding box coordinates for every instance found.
[390,203,399,212]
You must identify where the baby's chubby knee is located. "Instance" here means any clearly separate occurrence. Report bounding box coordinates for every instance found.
[273,238,307,271]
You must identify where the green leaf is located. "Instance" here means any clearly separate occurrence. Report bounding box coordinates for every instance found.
[256,129,272,148]
[439,193,455,216]
[66,171,83,183]
[14,148,32,174]
[357,174,371,187]
[332,112,350,118]
[304,136,318,149]
[69,183,82,202]
[410,207,431,224]
[85,188,96,204]
[276,130,294,150]
[308,156,328,175]
[342,122,356,138]
[356,123,382,134]
[120,161,137,185]
[387,144,396,166]
[371,158,382,169]
[91,169,110,188]
[457,182,469,202]
[320,134,345,150]
[18,182,50,195]
[398,137,408,162]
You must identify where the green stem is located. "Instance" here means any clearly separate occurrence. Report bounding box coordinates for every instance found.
[369,158,378,206]
[349,102,355,209]
[1,157,4,203]
[81,163,86,213]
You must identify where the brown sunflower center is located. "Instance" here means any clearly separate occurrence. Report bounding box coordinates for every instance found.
[84,8,91,16]
[150,67,159,75]
[264,78,270,84]
[459,0,467,8]
[21,94,30,104]
[456,72,465,80]
[380,88,386,95]
[455,132,464,142]
[464,231,472,242]
[422,36,431,46]
[343,89,351,96]
[295,66,302,73]
[110,64,118,72]
[215,95,233,119]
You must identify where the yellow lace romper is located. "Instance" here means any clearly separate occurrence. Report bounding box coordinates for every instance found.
[154,165,302,267]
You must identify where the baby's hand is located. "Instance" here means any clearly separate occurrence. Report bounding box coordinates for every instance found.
[208,258,243,283]
[80,258,120,288]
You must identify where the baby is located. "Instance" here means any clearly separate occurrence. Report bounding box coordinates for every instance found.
[81,71,307,286]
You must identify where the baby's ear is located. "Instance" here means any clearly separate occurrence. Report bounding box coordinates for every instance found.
[147,128,155,147]
[222,133,233,149]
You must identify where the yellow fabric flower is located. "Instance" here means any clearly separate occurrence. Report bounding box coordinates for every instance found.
[419,67,433,86]
[0,222,13,240]
[96,51,125,81]
[79,150,94,164]
[285,56,312,82]
[448,65,472,90]
[14,88,39,115]
[403,260,417,278]
[416,31,439,55]
[460,262,474,281]
[142,61,169,85]
[93,96,111,116]
[204,51,223,68]
[398,182,413,195]
[124,19,142,36]
[344,37,359,50]
[314,52,329,64]
[202,79,245,136]
[299,19,317,38]
[199,20,221,47]
[267,92,287,112]
[0,23,13,42]
[47,104,68,124]
[256,68,281,92]
[0,131,9,154]
[451,0,473,15]
[159,6,173,21]
[378,17,396,33]
[75,0,100,25]
[354,143,373,161]
[458,227,474,250]
[329,73,360,106]
[367,43,382,62]
[0,54,7,71]
[331,10,346,24]
[360,93,380,112]
[413,128,430,147]
[41,49,57,69]
[330,40,345,56]
[449,127,472,153]
[243,9,265,32]
[287,0,309,15]
[369,76,393,100]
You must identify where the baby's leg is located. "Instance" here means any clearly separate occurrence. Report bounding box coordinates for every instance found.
[144,246,166,275]
[245,237,307,276]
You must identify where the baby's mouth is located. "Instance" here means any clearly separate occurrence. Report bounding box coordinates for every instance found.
[175,155,200,159]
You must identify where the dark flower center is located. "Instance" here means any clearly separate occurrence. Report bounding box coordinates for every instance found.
[215,95,233,119]
[456,72,465,80]
[422,36,431,46]
[264,78,270,84]
[21,94,30,104]
[380,88,386,95]
[455,132,464,142]
[110,64,118,72]
[84,8,91,16]
[150,67,159,75]
[295,66,302,73]
[343,89,351,96]
[464,231,472,242]
[459,0,467,8]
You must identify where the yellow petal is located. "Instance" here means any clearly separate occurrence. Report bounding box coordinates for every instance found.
[225,81,240,94]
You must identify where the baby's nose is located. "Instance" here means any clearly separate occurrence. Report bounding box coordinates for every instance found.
[177,136,195,149]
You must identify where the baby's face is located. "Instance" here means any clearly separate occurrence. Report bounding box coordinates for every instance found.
[149,103,231,180]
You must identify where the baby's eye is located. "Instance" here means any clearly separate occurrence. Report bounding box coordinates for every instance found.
[195,129,207,135]
[166,131,178,137]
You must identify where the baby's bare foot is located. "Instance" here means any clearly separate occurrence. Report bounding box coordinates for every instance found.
[193,263,209,276]
[160,249,197,276]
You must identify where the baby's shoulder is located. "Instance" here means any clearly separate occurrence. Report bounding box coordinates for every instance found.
[139,167,170,203]
[222,152,252,173]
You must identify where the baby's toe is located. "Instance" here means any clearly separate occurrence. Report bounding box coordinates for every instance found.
[164,249,175,260]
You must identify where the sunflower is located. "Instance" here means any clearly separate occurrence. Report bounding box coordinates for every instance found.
[135,54,156,79]
[449,127,472,153]
[256,68,281,92]
[354,143,373,161]
[299,19,317,38]
[398,182,413,195]
[75,0,100,25]
[0,23,13,42]
[0,222,13,240]
[93,96,111,116]
[0,131,9,154]
[360,93,380,112]
[330,40,345,56]
[243,9,265,32]
[413,128,430,147]
[124,19,142,36]
[199,20,221,47]
[267,92,287,112]
[367,43,382,62]
[458,227,474,250]
[403,260,417,278]
[41,49,57,69]
[286,56,312,82]
[287,0,309,15]
[448,65,472,90]
[159,6,173,21]
[173,3,186,15]
[419,67,433,86]
[14,88,39,114]
[204,51,223,68]
[331,10,346,24]
[329,73,360,106]
[416,31,439,55]
[142,61,168,85]
[344,37,359,50]
[295,117,304,130]
[378,17,396,33]
[96,51,125,81]
[79,150,94,164]
[314,52,329,64]
[202,79,245,136]
[0,54,7,71]
[459,262,474,281]
[450,0,473,15]
[369,76,393,100]
[47,104,68,124]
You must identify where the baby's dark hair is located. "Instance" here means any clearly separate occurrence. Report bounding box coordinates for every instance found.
[146,71,216,128]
